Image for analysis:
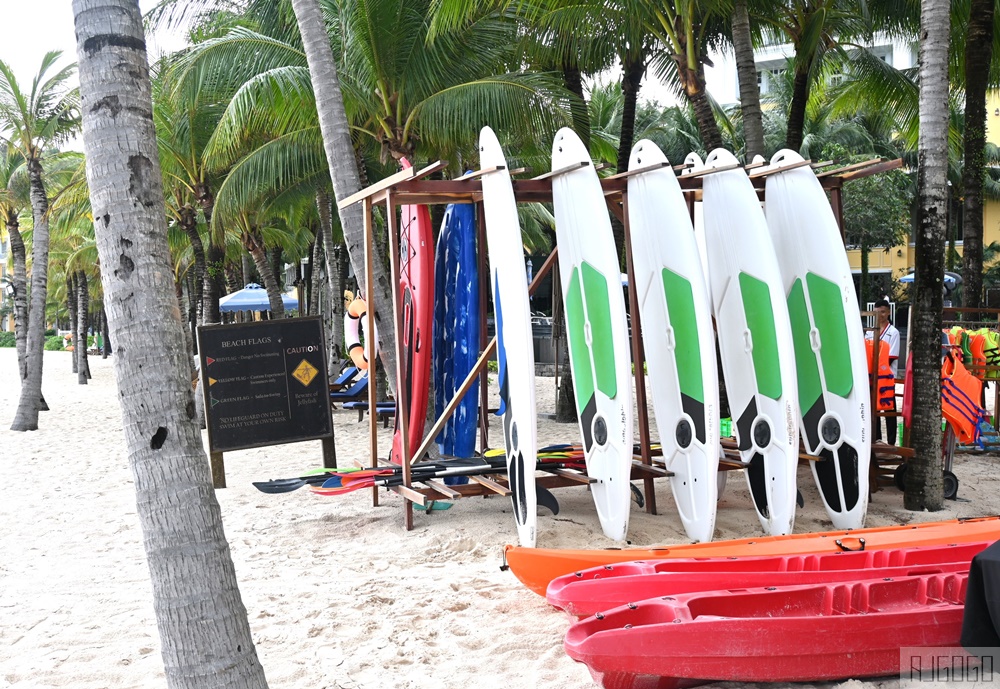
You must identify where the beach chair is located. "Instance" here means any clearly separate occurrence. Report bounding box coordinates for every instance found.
[329,364,361,392]
[342,401,396,427]
[329,375,368,405]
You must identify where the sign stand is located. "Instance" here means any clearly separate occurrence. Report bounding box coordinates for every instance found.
[197,315,336,488]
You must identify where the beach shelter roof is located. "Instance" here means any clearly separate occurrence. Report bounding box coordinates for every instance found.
[219,283,298,313]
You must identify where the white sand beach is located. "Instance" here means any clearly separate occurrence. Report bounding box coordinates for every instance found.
[1,347,997,689]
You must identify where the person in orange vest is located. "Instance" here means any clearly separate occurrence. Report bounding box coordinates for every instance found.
[865,298,900,444]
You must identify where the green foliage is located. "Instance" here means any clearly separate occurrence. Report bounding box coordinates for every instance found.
[834,147,912,251]
[44,328,56,336]
[44,335,64,351]
[0,331,15,347]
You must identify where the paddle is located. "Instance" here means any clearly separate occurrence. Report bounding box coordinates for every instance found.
[251,468,366,494]
[251,440,648,494]
[311,456,588,497]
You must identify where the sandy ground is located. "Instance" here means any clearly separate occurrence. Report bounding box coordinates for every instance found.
[1,348,998,689]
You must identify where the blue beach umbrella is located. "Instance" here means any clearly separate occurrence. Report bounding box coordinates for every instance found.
[218,283,298,313]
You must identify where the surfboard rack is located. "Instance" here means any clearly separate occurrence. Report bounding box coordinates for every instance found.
[336,152,905,533]
[532,160,589,180]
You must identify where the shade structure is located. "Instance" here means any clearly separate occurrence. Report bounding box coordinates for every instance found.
[898,271,960,286]
[218,283,298,313]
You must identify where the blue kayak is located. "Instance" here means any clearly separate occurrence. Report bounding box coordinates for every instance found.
[433,203,480,481]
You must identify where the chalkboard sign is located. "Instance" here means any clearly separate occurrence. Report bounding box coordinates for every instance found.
[197,317,333,453]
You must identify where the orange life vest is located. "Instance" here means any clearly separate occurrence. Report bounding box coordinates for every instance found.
[866,338,895,411]
[941,349,985,445]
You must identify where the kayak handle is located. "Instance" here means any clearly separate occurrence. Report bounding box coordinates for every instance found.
[835,537,866,552]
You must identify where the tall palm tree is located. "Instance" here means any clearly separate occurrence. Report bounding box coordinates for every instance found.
[632,0,731,151]
[730,0,764,158]
[72,1,268,686]
[0,145,29,381]
[959,0,996,311]
[907,0,950,511]
[757,0,874,152]
[0,53,79,430]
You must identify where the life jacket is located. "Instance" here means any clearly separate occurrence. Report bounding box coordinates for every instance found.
[941,349,986,446]
[960,330,974,368]
[866,338,895,411]
[969,331,988,379]
[984,330,1000,380]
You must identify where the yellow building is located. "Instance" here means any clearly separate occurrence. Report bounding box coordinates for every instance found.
[847,92,1000,290]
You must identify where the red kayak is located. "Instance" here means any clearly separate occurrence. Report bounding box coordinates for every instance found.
[564,571,970,688]
[504,515,1000,596]
[548,540,987,616]
[390,158,434,465]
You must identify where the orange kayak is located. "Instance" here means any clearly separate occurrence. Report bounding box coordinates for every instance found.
[503,515,1000,596]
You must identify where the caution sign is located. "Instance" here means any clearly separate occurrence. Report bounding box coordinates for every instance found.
[292,359,319,387]
[196,316,333,453]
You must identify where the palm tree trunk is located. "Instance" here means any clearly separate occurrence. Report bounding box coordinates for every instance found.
[77,269,91,384]
[960,0,995,314]
[179,205,206,320]
[73,2,268,686]
[6,215,28,381]
[289,0,398,392]
[316,190,345,364]
[11,157,52,430]
[242,231,285,317]
[101,306,111,357]
[906,0,950,511]
[731,0,765,160]
[617,56,645,172]
[860,237,871,305]
[678,58,723,151]
[68,272,79,374]
[562,62,590,150]
[68,273,78,373]
[309,235,322,316]
[785,64,811,152]
[202,240,224,324]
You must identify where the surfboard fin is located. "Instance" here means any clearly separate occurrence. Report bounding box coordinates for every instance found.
[536,485,559,515]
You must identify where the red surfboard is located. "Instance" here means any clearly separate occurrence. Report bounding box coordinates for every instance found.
[390,158,434,464]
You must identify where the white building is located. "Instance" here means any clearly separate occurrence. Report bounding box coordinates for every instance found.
[702,36,918,107]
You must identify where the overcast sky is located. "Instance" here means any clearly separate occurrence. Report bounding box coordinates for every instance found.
[1,1,185,87]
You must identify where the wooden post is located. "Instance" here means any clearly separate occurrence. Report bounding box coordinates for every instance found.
[385,190,414,531]
[210,451,225,489]
[321,436,337,468]
[476,201,491,453]
[829,186,845,244]
[363,198,379,507]
[620,190,656,515]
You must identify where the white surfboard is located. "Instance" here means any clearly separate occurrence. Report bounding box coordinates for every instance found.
[478,127,538,547]
[700,148,799,536]
[764,149,870,530]
[626,140,720,542]
[551,127,634,542]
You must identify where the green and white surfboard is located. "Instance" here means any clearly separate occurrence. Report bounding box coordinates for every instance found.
[626,140,720,543]
[699,148,800,536]
[478,127,538,547]
[551,128,634,542]
[764,149,871,530]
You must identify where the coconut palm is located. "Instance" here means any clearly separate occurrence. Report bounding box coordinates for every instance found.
[730,0,765,158]
[73,1,269,685]
[0,52,79,430]
[906,0,950,510]
[0,145,29,381]
[959,0,996,311]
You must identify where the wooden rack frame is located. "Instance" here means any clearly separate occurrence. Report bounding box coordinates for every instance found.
[338,155,904,530]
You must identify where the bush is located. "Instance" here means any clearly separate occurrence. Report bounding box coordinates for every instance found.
[0,331,15,348]
[44,336,64,351]
[44,329,56,337]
